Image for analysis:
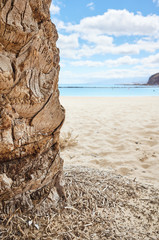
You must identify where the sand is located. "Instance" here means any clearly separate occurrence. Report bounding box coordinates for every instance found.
[60,96,159,188]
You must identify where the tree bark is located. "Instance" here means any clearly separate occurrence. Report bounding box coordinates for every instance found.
[0,0,65,214]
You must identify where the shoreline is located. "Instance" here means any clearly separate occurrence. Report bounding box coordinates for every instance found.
[59,85,159,88]
[60,95,159,98]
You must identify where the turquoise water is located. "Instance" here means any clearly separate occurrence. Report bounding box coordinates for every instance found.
[59,84,159,97]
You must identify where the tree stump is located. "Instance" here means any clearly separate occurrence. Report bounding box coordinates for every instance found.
[0,0,65,214]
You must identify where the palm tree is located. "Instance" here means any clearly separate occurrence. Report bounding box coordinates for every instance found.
[0,0,65,214]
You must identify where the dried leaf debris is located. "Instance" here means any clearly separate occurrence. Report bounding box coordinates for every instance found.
[0,166,159,240]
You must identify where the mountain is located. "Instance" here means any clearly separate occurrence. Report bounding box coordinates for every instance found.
[147,73,159,85]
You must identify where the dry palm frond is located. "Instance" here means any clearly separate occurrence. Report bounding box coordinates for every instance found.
[60,131,78,150]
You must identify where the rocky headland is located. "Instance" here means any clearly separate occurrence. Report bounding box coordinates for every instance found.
[147,73,159,85]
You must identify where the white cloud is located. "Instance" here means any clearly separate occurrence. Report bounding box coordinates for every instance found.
[70,52,159,69]
[86,2,95,10]
[87,2,94,7]
[54,19,66,29]
[58,34,159,59]
[82,34,113,46]
[153,0,159,6]
[59,50,159,84]
[70,56,140,67]
[56,9,159,59]
[50,2,60,15]
[55,8,159,84]
[64,9,159,37]
[59,67,159,84]
[141,52,159,68]
[58,34,79,49]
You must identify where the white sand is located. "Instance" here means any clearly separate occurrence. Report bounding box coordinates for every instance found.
[60,96,159,188]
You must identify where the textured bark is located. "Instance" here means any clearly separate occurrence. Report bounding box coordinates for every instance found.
[0,0,65,213]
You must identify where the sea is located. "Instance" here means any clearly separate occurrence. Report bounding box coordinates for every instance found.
[59,84,159,97]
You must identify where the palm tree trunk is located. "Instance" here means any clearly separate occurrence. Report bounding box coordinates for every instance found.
[0,0,65,214]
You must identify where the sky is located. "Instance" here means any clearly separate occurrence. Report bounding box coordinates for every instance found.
[50,0,159,85]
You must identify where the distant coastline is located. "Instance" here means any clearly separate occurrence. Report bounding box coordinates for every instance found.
[59,84,159,89]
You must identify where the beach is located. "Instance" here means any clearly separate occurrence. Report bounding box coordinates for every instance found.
[60,96,159,188]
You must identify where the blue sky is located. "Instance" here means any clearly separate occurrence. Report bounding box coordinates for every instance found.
[50,0,159,84]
